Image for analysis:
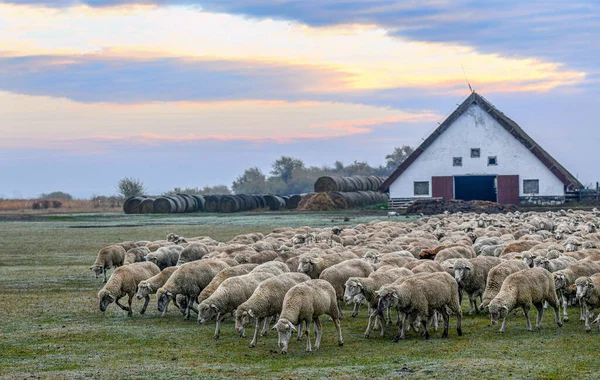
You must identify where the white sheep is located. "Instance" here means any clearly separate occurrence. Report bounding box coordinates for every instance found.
[274,279,344,354]
[146,245,184,270]
[156,259,230,319]
[135,266,179,310]
[176,242,209,265]
[125,246,150,265]
[452,256,503,314]
[235,272,310,347]
[319,259,374,318]
[375,271,462,341]
[90,245,126,283]
[553,261,600,321]
[197,271,275,339]
[98,262,160,316]
[574,274,600,331]
[198,263,258,303]
[488,267,562,332]
[480,260,529,311]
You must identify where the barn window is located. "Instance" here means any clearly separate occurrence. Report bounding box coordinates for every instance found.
[471,148,480,158]
[414,181,429,195]
[453,157,462,166]
[523,179,539,194]
[488,156,497,166]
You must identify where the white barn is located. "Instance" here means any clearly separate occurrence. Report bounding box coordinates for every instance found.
[380,92,581,205]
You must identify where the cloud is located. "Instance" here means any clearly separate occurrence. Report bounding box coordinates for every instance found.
[0,4,586,100]
[0,91,440,152]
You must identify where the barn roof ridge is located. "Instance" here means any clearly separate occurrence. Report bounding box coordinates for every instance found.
[379,92,582,192]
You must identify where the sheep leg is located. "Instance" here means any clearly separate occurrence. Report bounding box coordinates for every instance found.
[338,303,344,320]
[534,304,544,328]
[115,296,130,312]
[352,302,360,317]
[561,293,569,322]
[421,319,430,340]
[547,294,563,328]
[313,317,322,350]
[103,268,107,283]
[364,312,374,338]
[261,317,270,336]
[333,317,343,346]
[387,307,392,326]
[467,294,476,315]
[432,311,439,331]
[185,296,193,320]
[440,308,450,338]
[297,320,305,341]
[580,302,585,321]
[305,321,312,352]
[127,295,133,317]
[213,313,222,340]
[250,318,260,347]
[499,313,509,333]
[141,295,150,314]
[523,305,532,331]
[584,304,591,331]
[393,313,407,342]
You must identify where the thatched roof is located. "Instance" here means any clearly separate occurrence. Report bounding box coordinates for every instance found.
[380,92,582,191]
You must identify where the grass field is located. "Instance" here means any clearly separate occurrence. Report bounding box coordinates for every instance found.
[1,212,599,379]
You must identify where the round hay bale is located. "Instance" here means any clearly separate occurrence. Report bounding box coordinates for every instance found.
[314,176,346,192]
[191,195,205,212]
[239,194,257,211]
[264,195,286,211]
[123,196,147,214]
[167,195,185,213]
[139,198,155,214]
[220,195,242,213]
[153,197,176,213]
[254,195,267,209]
[204,195,223,213]
[177,193,197,212]
[286,194,304,209]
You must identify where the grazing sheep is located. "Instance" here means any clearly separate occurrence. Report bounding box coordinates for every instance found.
[146,245,184,270]
[343,271,400,337]
[319,259,374,318]
[176,242,209,266]
[297,253,353,279]
[235,272,311,347]
[117,241,138,252]
[419,243,469,260]
[433,246,476,262]
[536,256,578,273]
[574,274,600,331]
[98,262,160,317]
[135,266,178,301]
[90,245,127,283]
[125,246,150,265]
[197,271,275,339]
[274,279,344,354]
[479,244,506,257]
[375,272,462,341]
[488,268,563,332]
[452,256,503,314]
[145,240,175,252]
[480,260,529,310]
[411,261,445,274]
[553,261,600,321]
[251,261,290,275]
[198,264,258,303]
[156,259,230,319]
[501,240,540,255]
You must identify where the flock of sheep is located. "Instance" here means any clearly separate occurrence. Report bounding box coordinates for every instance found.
[90,208,600,354]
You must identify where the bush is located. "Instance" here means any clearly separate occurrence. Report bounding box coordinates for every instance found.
[117,177,146,198]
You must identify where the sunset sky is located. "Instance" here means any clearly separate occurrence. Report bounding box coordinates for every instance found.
[1,1,598,198]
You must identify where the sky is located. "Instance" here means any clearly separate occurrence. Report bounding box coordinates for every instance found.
[1,0,598,198]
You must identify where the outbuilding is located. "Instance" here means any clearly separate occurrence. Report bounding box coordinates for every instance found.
[380,92,581,205]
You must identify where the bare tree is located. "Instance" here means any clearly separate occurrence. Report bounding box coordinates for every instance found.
[117,177,146,198]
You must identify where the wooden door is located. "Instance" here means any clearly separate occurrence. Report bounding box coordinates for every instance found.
[432,176,453,200]
[497,175,519,204]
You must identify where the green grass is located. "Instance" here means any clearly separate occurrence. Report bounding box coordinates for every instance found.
[1,213,599,379]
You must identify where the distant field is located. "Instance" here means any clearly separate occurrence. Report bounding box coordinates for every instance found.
[1,213,599,379]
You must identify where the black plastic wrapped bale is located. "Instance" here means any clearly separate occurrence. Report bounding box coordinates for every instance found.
[123,196,147,214]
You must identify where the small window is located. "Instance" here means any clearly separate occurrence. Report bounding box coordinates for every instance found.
[523,179,539,194]
[414,181,429,195]
[488,156,497,166]
[453,157,462,166]
[471,148,480,158]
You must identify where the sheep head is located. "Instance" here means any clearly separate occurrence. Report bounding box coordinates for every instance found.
[156,289,172,315]
[343,279,363,304]
[136,281,152,300]
[197,303,219,324]
[273,318,296,354]
[575,277,594,300]
[97,289,115,312]
[487,302,508,325]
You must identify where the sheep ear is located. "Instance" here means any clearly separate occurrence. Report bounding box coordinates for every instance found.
[288,322,297,332]
[89,266,93,270]
[271,324,278,330]
[248,309,255,318]
[502,305,509,312]
[514,255,522,259]
[210,304,219,311]
[449,266,453,269]
[590,284,595,289]
[165,291,172,297]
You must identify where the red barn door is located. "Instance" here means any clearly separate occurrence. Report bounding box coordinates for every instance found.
[497,175,519,204]
[432,176,453,200]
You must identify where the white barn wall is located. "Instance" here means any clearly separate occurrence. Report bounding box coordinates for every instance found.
[389,103,565,199]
